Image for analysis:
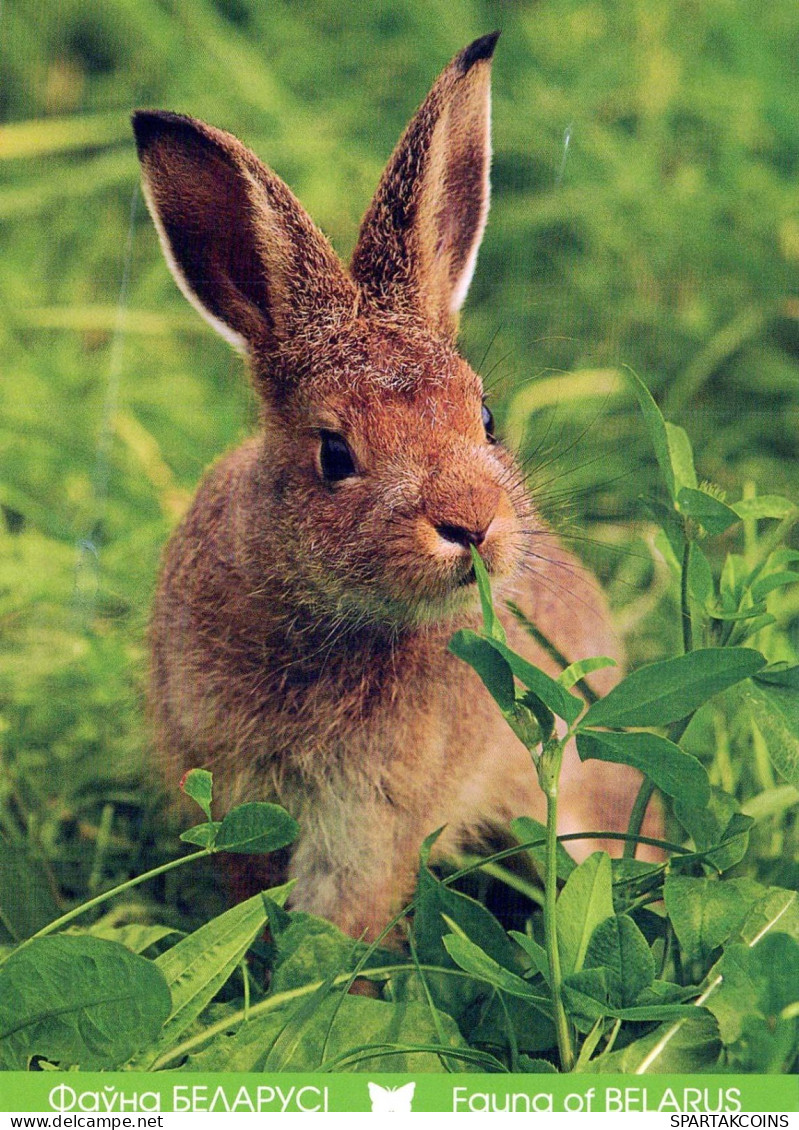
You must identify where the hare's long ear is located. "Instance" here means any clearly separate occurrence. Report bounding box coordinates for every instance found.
[350,33,498,340]
[132,111,353,353]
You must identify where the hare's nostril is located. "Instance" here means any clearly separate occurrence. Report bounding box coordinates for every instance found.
[435,523,487,549]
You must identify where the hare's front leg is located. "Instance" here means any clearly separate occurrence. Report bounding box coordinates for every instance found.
[286,790,422,943]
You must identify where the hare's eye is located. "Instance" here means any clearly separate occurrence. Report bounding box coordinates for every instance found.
[481,402,496,443]
[319,430,357,482]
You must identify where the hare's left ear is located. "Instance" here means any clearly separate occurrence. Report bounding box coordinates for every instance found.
[351,33,498,340]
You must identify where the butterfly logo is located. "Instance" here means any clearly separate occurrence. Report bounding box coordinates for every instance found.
[367,1082,416,1112]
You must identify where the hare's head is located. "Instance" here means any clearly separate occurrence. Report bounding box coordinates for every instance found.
[134,34,535,627]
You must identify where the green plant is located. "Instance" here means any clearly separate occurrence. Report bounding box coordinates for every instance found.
[442,372,798,1072]
[1,375,796,1075]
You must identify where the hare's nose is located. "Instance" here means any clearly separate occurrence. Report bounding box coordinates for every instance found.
[435,522,488,549]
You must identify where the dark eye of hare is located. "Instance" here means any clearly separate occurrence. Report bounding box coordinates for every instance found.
[481,402,496,443]
[319,430,357,482]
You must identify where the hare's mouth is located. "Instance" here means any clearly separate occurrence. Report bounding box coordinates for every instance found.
[457,565,477,587]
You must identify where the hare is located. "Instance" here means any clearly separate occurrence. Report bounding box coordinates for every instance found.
[133,34,652,941]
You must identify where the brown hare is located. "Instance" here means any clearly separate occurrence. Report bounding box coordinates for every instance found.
[133,34,650,941]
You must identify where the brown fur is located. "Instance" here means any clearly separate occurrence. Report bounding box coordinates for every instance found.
[133,37,657,942]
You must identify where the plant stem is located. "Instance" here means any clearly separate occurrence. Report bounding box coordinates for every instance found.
[541,740,575,1071]
[151,962,485,1070]
[681,539,693,654]
[626,541,695,860]
[456,856,545,906]
[623,780,656,860]
[0,847,211,966]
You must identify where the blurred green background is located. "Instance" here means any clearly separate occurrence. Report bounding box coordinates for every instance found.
[1,0,797,921]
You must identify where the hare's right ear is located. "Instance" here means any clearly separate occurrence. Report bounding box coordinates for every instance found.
[132,111,353,354]
[351,33,498,341]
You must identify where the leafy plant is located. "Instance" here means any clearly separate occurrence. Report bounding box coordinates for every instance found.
[1,356,797,1080]
[440,372,798,1072]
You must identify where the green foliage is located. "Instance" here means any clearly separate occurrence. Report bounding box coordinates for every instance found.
[131,886,292,1068]
[441,371,797,1073]
[180,768,213,821]
[576,730,709,804]
[578,649,765,728]
[182,995,472,1074]
[0,935,171,1069]
[742,673,799,790]
[555,853,613,979]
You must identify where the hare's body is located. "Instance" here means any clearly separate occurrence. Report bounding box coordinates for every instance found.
[136,35,650,940]
[151,433,630,937]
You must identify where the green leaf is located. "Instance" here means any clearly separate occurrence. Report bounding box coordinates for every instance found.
[556,852,614,977]
[663,876,767,966]
[611,888,799,1073]
[262,977,338,1071]
[741,679,799,789]
[582,1014,722,1073]
[720,553,749,607]
[184,995,470,1073]
[769,549,799,569]
[580,647,766,728]
[750,571,799,602]
[636,980,702,1006]
[563,972,696,1026]
[448,629,515,712]
[742,783,799,823]
[0,843,62,943]
[665,423,698,492]
[267,910,392,995]
[215,802,299,854]
[560,967,609,1027]
[732,496,796,520]
[687,542,715,606]
[557,656,617,690]
[754,664,799,689]
[577,729,709,806]
[508,930,550,982]
[623,369,675,500]
[470,990,556,1057]
[449,630,583,724]
[414,865,521,974]
[707,605,769,623]
[728,614,777,644]
[132,884,292,1067]
[180,821,220,848]
[86,921,182,956]
[441,934,549,1005]
[489,638,583,724]
[413,853,524,1021]
[677,487,740,535]
[704,935,799,1072]
[582,914,655,1008]
[562,966,696,1028]
[738,888,799,947]
[610,858,667,914]
[471,545,505,642]
[518,1056,559,1073]
[0,935,171,1069]
[674,789,753,873]
[180,768,213,820]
